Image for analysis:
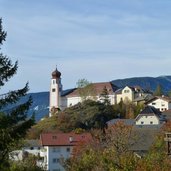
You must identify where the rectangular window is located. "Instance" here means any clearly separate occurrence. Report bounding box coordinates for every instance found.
[141,121,144,125]
[66,147,70,152]
[53,147,60,152]
[124,90,129,93]
[53,80,56,84]
[150,121,153,124]
[52,88,56,92]
[53,147,56,152]
[52,136,57,139]
[52,147,60,152]
[152,103,156,105]
[53,158,60,163]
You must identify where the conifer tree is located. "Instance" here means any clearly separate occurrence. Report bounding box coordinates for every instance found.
[99,86,110,105]
[0,18,34,168]
[154,84,163,96]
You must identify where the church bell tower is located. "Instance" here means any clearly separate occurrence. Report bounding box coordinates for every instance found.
[49,67,62,117]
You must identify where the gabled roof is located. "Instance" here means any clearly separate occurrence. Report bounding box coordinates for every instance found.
[145,96,171,104]
[65,82,118,97]
[140,106,161,115]
[133,94,153,102]
[135,106,161,121]
[40,132,92,146]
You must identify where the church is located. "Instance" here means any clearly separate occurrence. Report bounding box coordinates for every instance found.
[49,67,118,117]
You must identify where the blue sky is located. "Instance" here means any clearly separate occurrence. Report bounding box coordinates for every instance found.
[1,0,171,93]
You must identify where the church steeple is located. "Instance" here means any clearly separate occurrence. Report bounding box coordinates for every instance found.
[52,67,61,79]
[49,67,62,117]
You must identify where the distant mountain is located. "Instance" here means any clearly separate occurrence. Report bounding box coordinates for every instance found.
[112,75,171,92]
[27,92,49,121]
[4,75,171,121]
[3,92,49,121]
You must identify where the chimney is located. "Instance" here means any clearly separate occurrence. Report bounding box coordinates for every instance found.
[69,136,73,143]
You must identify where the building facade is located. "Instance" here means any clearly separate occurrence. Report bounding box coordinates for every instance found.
[135,106,164,125]
[40,132,92,171]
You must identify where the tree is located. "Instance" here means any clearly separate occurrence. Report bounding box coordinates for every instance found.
[99,86,110,105]
[5,154,44,171]
[154,84,163,96]
[63,99,117,131]
[66,121,139,171]
[76,79,96,101]
[0,19,34,169]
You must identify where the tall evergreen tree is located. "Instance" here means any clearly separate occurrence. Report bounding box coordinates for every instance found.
[0,18,34,168]
[154,84,163,96]
[99,86,110,106]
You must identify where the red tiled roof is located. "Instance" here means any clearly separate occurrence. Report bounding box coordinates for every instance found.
[66,82,115,97]
[40,132,92,146]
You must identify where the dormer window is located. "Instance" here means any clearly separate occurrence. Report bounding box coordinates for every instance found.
[52,136,57,139]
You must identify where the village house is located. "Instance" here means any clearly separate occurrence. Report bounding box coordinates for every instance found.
[135,106,165,126]
[40,132,92,171]
[115,86,153,104]
[145,96,171,112]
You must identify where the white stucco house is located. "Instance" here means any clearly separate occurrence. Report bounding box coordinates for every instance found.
[145,96,171,112]
[40,132,92,171]
[135,106,165,126]
[115,86,152,104]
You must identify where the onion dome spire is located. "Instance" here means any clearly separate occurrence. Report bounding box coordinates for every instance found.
[52,66,61,78]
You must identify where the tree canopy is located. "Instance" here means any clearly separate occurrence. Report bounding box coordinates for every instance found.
[76,79,96,101]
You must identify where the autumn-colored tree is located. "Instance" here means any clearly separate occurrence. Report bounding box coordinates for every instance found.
[66,121,139,171]
[136,134,171,171]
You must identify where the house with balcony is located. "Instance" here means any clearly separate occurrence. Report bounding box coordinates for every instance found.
[40,132,92,171]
